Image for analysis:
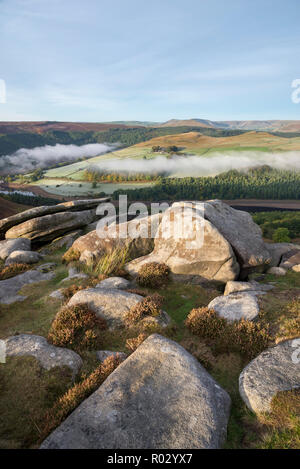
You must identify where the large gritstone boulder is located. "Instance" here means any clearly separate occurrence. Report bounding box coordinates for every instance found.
[0,197,110,238]
[126,203,240,284]
[5,209,97,244]
[239,339,300,413]
[203,200,272,274]
[40,334,231,449]
[265,242,300,267]
[69,213,162,264]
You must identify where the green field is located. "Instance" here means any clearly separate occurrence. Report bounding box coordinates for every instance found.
[31,178,154,196]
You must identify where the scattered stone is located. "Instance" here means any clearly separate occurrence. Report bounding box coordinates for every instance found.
[292,264,300,272]
[60,267,88,283]
[239,339,300,413]
[40,334,231,449]
[0,264,56,304]
[95,277,130,290]
[267,267,287,276]
[5,250,42,266]
[126,204,240,283]
[224,280,273,296]
[0,238,31,260]
[67,288,169,328]
[96,350,127,362]
[49,289,65,301]
[208,293,260,321]
[4,334,82,378]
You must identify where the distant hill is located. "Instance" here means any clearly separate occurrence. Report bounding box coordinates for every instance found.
[156,119,300,133]
[133,130,300,152]
[0,121,129,135]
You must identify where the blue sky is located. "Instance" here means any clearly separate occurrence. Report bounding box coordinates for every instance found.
[1,0,300,122]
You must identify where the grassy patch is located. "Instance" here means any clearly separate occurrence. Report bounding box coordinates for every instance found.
[0,356,72,449]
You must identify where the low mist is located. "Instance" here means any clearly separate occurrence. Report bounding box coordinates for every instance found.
[0,143,117,174]
[90,151,300,177]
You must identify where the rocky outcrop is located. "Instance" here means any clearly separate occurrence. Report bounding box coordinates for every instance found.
[280,250,300,270]
[5,250,42,265]
[208,293,260,321]
[126,204,240,283]
[5,209,97,244]
[67,288,170,328]
[0,238,31,260]
[95,277,130,290]
[239,339,300,413]
[0,263,56,304]
[70,213,162,264]
[265,242,300,267]
[4,334,82,378]
[203,200,271,273]
[0,198,110,238]
[40,334,231,449]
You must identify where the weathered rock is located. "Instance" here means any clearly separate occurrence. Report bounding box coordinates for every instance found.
[292,264,300,272]
[0,263,56,304]
[70,213,162,264]
[280,251,300,270]
[47,230,83,251]
[208,293,260,321]
[40,334,231,449]
[4,334,82,378]
[5,250,42,266]
[265,242,300,267]
[49,289,65,300]
[203,200,272,271]
[96,350,127,362]
[0,238,31,260]
[0,198,110,237]
[67,288,170,328]
[95,277,130,290]
[267,266,287,276]
[5,209,97,244]
[239,339,300,413]
[60,267,88,283]
[126,204,240,283]
[224,280,273,296]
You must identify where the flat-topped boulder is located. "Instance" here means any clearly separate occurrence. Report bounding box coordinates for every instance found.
[5,250,42,265]
[239,339,300,413]
[0,263,56,304]
[70,213,162,264]
[203,200,271,272]
[0,238,31,260]
[67,288,142,328]
[40,334,231,449]
[5,209,97,244]
[208,292,260,321]
[0,198,110,238]
[4,334,82,378]
[126,204,239,284]
[224,280,274,296]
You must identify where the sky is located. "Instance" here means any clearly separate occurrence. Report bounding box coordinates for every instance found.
[1,0,300,122]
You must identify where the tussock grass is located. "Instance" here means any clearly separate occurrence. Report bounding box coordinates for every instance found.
[0,263,31,280]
